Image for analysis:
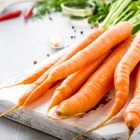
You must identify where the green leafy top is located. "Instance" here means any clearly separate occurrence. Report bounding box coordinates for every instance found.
[34,0,110,24]
[34,0,140,34]
[88,0,112,25]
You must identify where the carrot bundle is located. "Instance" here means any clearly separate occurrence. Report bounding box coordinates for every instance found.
[56,36,133,117]
[47,21,132,82]
[1,2,140,140]
[123,63,140,140]
[48,51,111,111]
[0,0,131,118]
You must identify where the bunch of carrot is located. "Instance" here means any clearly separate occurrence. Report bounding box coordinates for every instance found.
[0,0,140,140]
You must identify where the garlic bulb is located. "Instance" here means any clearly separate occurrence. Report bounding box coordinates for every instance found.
[48,35,63,49]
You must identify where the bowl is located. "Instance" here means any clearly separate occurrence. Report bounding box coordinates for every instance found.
[61,1,95,18]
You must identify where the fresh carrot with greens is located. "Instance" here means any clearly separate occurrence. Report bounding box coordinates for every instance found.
[56,36,133,117]
[123,63,140,140]
[0,28,102,117]
[48,51,111,111]
[73,33,140,140]
[47,21,132,83]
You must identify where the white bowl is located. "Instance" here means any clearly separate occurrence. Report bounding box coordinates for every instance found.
[61,1,95,18]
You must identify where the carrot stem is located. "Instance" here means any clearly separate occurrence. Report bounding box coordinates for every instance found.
[128,129,133,140]
[101,0,132,29]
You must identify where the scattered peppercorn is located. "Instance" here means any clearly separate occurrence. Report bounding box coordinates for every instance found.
[47,53,50,57]
[80,31,83,35]
[33,60,37,65]
[74,29,76,33]
[49,16,53,21]
[71,36,74,39]
[73,35,76,39]
[72,26,74,29]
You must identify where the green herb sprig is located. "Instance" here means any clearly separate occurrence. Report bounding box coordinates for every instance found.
[33,0,111,25]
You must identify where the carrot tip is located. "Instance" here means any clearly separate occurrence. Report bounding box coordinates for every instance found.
[47,114,64,120]
[72,137,79,140]
[47,111,65,121]
[47,104,53,112]
[20,106,25,113]
[56,110,62,115]
[0,83,20,90]
[128,129,133,140]
[0,105,20,118]
[47,105,67,120]
[72,115,113,140]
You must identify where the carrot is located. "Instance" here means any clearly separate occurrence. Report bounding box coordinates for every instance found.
[0,50,64,89]
[48,51,111,111]
[47,21,132,82]
[0,81,61,118]
[56,36,133,117]
[73,34,140,140]
[123,63,140,140]
[0,28,102,116]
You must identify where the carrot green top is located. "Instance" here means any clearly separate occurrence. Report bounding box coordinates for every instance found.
[100,0,140,32]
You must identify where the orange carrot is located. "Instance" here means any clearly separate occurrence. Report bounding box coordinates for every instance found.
[48,51,111,111]
[123,63,140,140]
[0,28,102,117]
[47,21,132,82]
[56,36,133,117]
